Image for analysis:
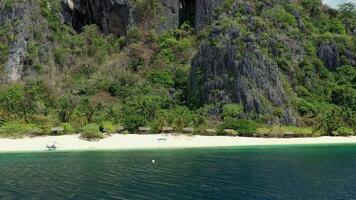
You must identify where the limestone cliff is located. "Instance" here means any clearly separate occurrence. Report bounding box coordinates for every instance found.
[1,0,355,128]
[61,0,222,34]
[194,0,224,31]
[62,0,130,35]
[189,26,297,124]
[0,0,49,83]
[62,0,180,35]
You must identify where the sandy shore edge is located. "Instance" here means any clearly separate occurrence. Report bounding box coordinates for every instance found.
[1,134,356,153]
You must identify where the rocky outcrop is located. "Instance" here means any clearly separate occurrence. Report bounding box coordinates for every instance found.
[317,43,356,70]
[0,1,43,83]
[194,0,224,31]
[61,0,224,35]
[190,27,297,124]
[317,43,341,71]
[343,49,356,67]
[158,0,180,31]
[62,0,180,35]
[61,0,75,24]
[5,38,27,83]
[63,0,130,36]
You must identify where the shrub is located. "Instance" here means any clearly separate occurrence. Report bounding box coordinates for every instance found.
[100,121,116,134]
[256,126,314,137]
[314,108,345,135]
[122,114,146,132]
[0,122,43,138]
[131,0,164,28]
[333,127,354,136]
[219,119,258,136]
[81,123,103,140]
[296,98,316,116]
[4,0,13,10]
[336,65,356,87]
[0,84,26,117]
[331,86,356,111]
[266,6,296,28]
[151,107,200,132]
[149,70,174,87]
[328,19,346,34]
[150,117,168,133]
[222,104,243,120]
[301,0,321,16]
[63,123,76,134]
[0,82,52,121]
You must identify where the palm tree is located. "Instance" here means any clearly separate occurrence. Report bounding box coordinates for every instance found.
[342,108,356,128]
[59,95,77,122]
[156,117,168,133]
[174,116,187,132]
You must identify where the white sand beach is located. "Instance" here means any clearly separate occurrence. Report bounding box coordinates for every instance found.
[1,134,356,153]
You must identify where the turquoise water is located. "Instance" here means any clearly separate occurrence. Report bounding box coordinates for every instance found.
[1,145,356,199]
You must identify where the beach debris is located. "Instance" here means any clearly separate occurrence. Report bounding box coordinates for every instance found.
[183,127,194,134]
[158,137,168,142]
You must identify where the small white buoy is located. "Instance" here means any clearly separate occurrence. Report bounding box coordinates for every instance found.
[152,160,155,163]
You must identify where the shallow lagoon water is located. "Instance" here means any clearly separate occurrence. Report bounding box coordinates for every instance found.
[1,145,356,200]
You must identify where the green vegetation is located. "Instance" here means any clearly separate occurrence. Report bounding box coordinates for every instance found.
[265,6,296,28]
[0,121,43,138]
[80,123,103,140]
[0,0,355,139]
[219,119,258,137]
[4,0,13,10]
[62,123,75,135]
[332,127,354,136]
[256,126,315,138]
[100,121,116,134]
[222,104,243,120]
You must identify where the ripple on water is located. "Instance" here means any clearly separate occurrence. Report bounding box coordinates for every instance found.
[1,146,356,199]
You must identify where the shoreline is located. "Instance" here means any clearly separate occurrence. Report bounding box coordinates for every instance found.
[1,134,356,153]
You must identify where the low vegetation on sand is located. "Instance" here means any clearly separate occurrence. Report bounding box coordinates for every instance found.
[80,123,104,140]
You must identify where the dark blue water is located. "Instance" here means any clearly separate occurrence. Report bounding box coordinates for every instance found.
[1,145,356,200]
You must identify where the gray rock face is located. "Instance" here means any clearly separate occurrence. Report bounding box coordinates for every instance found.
[63,0,180,35]
[317,43,356,70]
[344,49,356,66]
[61,0,75,24]
[128,0,179,32]
[5,38,27,82]
[64,0,130,36]
[194,0,224,31]
[317,43,341,71]
[0,1,42,83]
[62,0,223,35]
[190,28,296,124]
[158,0,179,31]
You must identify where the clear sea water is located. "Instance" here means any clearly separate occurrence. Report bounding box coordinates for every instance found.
[1,145,356,200]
